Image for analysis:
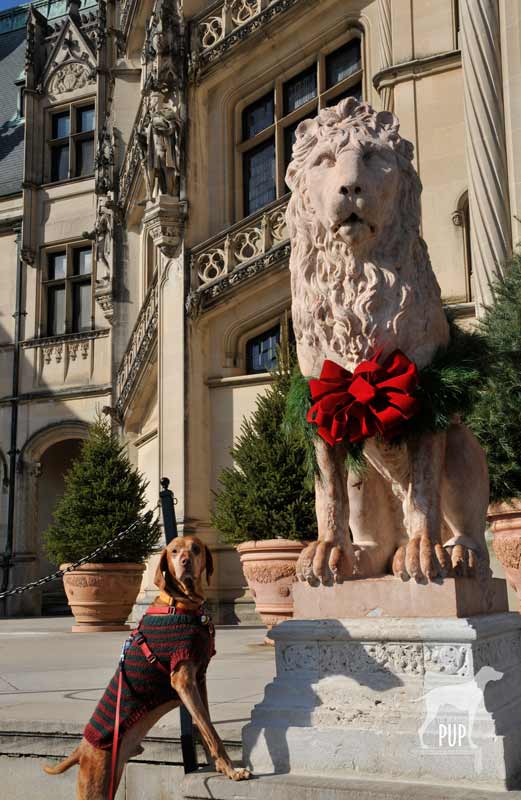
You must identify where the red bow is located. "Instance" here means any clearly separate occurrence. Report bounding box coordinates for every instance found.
[307,350,420,446]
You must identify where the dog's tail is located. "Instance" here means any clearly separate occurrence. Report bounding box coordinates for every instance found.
[43,747,80,775]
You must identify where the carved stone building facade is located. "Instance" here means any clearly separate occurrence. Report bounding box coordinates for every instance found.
[0,0,518,619]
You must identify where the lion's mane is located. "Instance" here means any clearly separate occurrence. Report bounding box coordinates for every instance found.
[285,98,448,373]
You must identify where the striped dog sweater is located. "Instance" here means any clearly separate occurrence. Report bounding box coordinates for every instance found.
[83,613,215,750]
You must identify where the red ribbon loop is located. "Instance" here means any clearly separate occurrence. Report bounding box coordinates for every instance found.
[307,350,420,446]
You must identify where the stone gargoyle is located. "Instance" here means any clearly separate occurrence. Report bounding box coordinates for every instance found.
[285,98,489,585]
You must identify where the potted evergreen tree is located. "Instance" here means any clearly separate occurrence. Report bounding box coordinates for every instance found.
[212,344,317,633]
[468,256,521,605]
[44,415,160,632]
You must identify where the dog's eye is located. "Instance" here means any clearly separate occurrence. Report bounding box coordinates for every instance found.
[192,544,200,555]
[362,150,373,163]
[172,548,177,554]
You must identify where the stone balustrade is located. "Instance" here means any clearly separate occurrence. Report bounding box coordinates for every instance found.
[119,0,137,39]
[116,273,159,414]
[118,99,145,211]
[188,196,290,314]
[192,0,302,77]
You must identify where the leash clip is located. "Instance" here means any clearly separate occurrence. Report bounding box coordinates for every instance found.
[120,631,135,665]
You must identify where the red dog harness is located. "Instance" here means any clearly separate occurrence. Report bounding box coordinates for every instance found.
[106,602,214,800]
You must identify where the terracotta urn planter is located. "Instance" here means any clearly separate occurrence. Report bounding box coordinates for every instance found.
[237,539,305,635]
[61,562,145,633]
[489,500,521,610]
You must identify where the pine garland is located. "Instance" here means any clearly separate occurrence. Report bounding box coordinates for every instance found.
[467,255,521,503]
[285,318,489,477]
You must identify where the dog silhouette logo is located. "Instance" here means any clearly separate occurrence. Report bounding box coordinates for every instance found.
[417,666,503,750]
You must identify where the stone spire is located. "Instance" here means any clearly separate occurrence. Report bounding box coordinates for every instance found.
[67,0,82,21]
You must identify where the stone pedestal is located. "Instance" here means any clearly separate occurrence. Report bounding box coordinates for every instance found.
[243,608,521,790]
[293,576,509,619]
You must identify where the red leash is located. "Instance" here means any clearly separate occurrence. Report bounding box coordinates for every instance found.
[108,613,179,799]
[108,665,123,800]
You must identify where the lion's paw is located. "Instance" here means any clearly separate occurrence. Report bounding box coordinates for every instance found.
[443,537,483,577]
[296,540,354,585]
[393,535,484,582]
[392,535,450,582]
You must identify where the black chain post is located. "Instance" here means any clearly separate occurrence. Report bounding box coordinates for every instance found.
[159,477,198,774]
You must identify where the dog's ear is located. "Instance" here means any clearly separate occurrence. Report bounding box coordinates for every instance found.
[205,545,214,586]
[154,548,170,591]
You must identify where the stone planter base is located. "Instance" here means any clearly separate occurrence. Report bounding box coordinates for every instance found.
[237,540,304,632]
[62,562,145,633]
[243,609,521,790]
[489,500,521,611]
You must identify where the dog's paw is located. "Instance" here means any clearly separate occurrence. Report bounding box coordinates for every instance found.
[229,767,251,781]
[215,758,251,780]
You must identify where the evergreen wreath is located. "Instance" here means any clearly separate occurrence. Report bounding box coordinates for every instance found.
[285,317,489,479]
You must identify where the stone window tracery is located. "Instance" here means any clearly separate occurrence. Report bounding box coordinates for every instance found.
[245,312,295,374]
[41,242,95,337]
[453,191,473,302]
[47,100,95,184]
[237,32,364,219]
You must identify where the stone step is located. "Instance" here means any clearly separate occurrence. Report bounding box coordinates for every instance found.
[0,729,243,800]
[182,771,521,800]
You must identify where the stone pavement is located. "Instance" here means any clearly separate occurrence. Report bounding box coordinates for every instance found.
[0,616,275,799]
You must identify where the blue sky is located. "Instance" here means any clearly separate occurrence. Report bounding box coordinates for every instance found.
[0,0,25,12]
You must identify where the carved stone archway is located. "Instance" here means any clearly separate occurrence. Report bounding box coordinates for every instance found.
[14,422,91,608]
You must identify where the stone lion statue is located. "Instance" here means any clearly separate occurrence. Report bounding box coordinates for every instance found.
[286,98,489,585]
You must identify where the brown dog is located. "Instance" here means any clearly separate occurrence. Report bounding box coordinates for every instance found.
[43,536,251,798]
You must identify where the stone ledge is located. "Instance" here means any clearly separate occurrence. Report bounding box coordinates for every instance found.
[293,576,508,619]
[182,771,521,799]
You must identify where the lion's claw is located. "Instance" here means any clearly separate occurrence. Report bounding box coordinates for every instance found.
[393,535,481,581]
[297,540,354,584]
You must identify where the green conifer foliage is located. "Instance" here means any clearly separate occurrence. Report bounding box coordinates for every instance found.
[468,255,521,503]
[212,349,318,545]
[44,415,161,564]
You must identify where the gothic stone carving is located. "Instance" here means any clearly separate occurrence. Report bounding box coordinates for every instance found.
[94,126,115,196]
[48,61,95,95]
[143,92,182,200]
[286,99,490,588]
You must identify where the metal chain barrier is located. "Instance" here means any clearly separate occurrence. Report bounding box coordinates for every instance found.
[0,513,157,600]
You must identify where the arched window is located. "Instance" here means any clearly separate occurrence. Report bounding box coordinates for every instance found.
[238,31,364,218]
[453,191,473,302]
[245,313,295,374]
[453,0,461,48]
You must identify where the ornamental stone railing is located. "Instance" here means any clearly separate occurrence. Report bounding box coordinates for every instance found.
[118,99,145,211]
[119,0,138,40]
[187,196,290,315]
[191,0,303,78]
[116,272,159,414]
[21,329,110,367]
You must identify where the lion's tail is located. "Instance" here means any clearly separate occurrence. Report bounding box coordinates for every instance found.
[43,747,80,775]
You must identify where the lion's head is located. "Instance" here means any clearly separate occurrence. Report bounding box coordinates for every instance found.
[285,98,448,375]
[286,98,420,254]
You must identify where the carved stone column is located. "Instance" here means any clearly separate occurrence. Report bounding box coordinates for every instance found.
[460,0,511,311]
[377,0,393,112]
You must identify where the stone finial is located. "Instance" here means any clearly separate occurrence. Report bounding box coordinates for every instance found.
[67,0,82,20]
